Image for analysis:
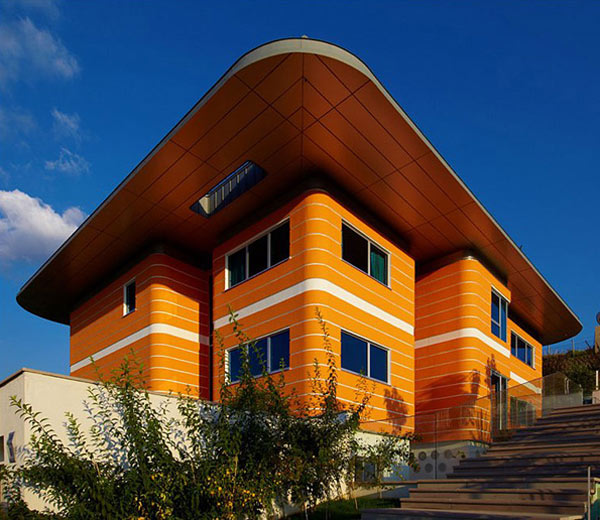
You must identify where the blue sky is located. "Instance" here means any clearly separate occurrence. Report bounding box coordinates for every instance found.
[0,0,598,381]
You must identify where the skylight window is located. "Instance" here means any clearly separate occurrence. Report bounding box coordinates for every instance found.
[191,161,266,217]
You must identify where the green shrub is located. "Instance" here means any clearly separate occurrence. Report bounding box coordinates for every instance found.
[2,309,414,519]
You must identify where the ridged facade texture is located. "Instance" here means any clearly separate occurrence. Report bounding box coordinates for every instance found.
[70,252,210,398]
[212,190,415,434]
[68,191,543,439]
[415,258,542,442]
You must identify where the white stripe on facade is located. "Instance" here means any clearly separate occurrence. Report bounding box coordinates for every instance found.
[509,371,540,392]
[71,324,209,372]
[213,278,414,335]
[415,327,510,358]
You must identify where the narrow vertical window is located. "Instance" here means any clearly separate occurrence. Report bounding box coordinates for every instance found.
[370,244,388,285]
[269,329,290,372]
[124,280,136,315]
[491,290,508,341]
[342,224,368,273]
[248,235,268,278]
[228,249,246,287]
[270,221,289,266]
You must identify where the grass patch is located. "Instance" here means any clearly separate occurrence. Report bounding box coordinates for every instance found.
[288,496,400,519]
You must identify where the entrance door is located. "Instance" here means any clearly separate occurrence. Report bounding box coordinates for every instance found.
[490,371,508,433]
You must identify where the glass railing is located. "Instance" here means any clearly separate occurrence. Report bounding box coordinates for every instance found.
[361,372,583,445]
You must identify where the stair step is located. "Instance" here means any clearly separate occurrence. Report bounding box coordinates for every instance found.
[536,412,600,424]
[415,478,590,491]
[548,404,600,415]
[549,403,600,414]
[492,434,600,446]
[450,467,599,478]
[488,443,600,456]
[361,508,580,519]
[400,497,585,515]
[529,418,600,430]
[409,488,586,502]
[460,455,600,468]
[515,421,600,432]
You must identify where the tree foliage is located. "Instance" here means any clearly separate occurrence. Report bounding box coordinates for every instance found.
[543,348,600,395]
[1,310,415,519]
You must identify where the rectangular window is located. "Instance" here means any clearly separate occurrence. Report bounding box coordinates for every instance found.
[341,223,389,285]
[123,280,136,315]
[0,435,4,463]
[226,220,290,288]
[341,331,389,383]
[228,329,290,383]
[511,332,535,368]
[491,290,508,341]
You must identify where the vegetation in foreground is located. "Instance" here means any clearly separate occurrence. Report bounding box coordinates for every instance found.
[0,309,415,519]
[288,497,400,520]
[543,347,600,396]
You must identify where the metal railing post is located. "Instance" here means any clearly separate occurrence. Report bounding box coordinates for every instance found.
[588,465,591,520]
[434,411,438,480]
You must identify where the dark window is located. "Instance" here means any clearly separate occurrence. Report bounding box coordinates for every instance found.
[270,329,290,371]
[342,223,389,285]
[249,338,268,377]
[228,249,246,287]
[270,222,289,266]
[228,330,290,383]
[227,221,290,288]
[511,332,534,367]
[341,331,388,383]
[229,347,242,382]
[341,332,367,375]
[370,244,387,285]
[124,281,136,315]
[491,290,508,341]
[342,224,368,273]
[248,235,268,278]
[369,344,388,383]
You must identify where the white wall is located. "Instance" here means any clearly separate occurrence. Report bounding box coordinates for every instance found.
[0,369,178,512]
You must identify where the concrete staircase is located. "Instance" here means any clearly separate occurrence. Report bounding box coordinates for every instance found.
[362,403,600,519]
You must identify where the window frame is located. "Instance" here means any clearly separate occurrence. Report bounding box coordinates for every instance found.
[490,288,508,342]
[123,279,136,316]
[341,221,391,288]
[340,330,390,384]
[225,218,290,290]
[226,328,290,383]
[510,331,535,368]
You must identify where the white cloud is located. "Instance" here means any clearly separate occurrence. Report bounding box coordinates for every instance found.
[44,147,89,175]
[0,189,86,264]
[51,108,81,141]
[0,17,79,87]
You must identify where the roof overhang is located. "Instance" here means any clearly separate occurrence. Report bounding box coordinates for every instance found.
[16,38,582,344]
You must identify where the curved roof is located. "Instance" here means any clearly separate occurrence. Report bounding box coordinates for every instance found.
[17,38,581,344]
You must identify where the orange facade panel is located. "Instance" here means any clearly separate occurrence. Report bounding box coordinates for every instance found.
[414,257,542,442]
[70,252,210,398]
[212,189,416,434]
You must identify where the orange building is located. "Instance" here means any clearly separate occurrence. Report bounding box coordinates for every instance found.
[17,39,580,473]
